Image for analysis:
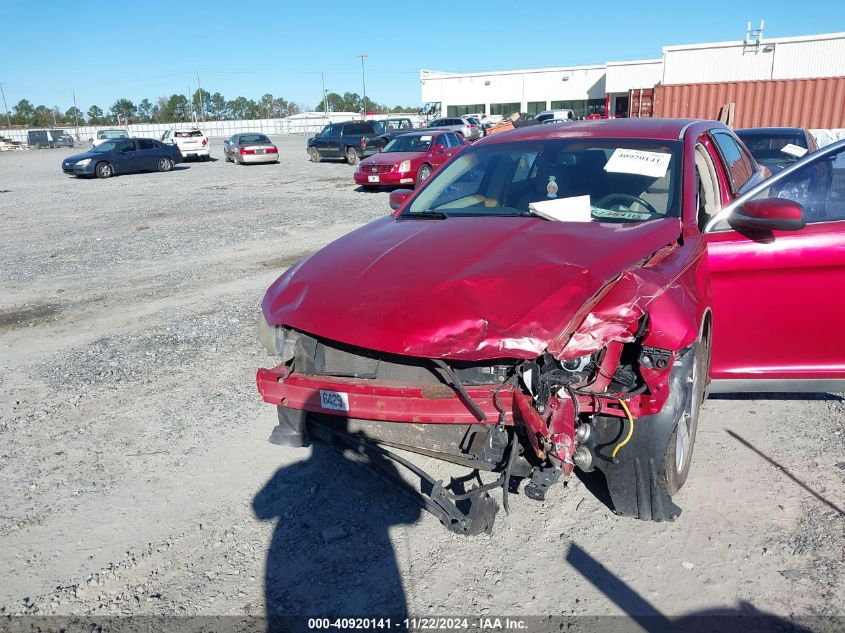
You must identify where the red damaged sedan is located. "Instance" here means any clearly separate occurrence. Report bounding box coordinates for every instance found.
[257,119,845,534]
[353,130,467,188]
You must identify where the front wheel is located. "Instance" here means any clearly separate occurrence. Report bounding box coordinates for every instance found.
[594,327,710,521]
[664,329,709,494]
[345,147,359,165]
[95,161,113,178]
[308,147,321,163]
[417,164,432,184]
[158,157,174,172]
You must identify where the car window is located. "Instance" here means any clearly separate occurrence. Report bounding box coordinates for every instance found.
[175,130,204,138]
[383,134,434,153]
[536,114,551,123]
[744,146,845,224]
[116,140,136,153]
[736,131,809,169]
[406,139,682,221]
[343,123,374,135]
[239,134,270,144]
[429,119,441,128]
[711,131,755,192]
[138,139,156,150]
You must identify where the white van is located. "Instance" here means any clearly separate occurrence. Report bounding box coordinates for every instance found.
[535,109,575,124]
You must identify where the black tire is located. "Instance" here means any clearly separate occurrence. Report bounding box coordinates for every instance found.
[158,156,174,172]
[594,323,710,521]
[95,161,113,179]
[664,326,710,494]
[308,147,321,163]
[345,147,359,165]
[417,163,432,184]
[225,153,232,163]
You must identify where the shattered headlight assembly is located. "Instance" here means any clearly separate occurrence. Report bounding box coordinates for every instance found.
[397,159,411,173]
[75,158,91,167]
[258,313,298,361]
[560,354,593,374]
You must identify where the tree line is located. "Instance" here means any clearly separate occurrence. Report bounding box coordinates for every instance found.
[6,89,418,128]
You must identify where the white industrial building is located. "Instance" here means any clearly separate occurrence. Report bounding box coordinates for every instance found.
[420,31,845,121]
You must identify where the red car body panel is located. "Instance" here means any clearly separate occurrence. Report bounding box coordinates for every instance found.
[707,221,845,380]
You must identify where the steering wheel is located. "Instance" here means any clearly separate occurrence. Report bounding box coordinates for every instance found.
[594,193,659,215]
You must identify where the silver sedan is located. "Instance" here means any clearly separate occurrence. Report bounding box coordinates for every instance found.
[223,133,279,165]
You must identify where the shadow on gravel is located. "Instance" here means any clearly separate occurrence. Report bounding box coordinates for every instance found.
[565,543,818,633]
[253,438,420,631]
[727,429,844,517]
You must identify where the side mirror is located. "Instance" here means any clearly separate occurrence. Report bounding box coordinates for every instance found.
[378,147,384,152]
[433,145,445,152]
[389,189,414,211]
[730,198,806,232]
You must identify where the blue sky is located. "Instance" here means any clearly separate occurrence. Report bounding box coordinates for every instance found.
[1,0,843,113]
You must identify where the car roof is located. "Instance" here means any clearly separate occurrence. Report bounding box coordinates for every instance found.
[477,118,724,144]
[735,127,807,134]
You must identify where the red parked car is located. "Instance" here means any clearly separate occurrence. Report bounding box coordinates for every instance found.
[353,130,468,188]
[257,119,845,534]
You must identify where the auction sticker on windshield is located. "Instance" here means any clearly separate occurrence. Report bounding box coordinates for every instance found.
[604,148,671,178]
[320,390,350,412]
[781,143,808,158]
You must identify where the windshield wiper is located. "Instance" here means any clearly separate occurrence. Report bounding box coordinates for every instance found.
[399,211,448,219]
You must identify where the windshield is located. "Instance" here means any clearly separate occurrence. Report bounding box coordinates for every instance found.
[91,141,119,153]
[175,130,204,138]
[736,131,807,164]
[97,130,128,139]
[405,139,682,222]
[239,134,270,144]
[383,135,434,153]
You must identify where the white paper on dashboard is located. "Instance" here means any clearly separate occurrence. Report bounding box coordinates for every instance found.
[781,143,808,158]
[528,195,592,222]
[604,148,672,178]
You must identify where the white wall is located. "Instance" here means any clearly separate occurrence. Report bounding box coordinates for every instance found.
[662,32,845,85]
[421,66,606,115]
[0,112,425,145]
[605,60,663,93]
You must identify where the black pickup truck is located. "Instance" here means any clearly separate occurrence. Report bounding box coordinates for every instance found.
[307,121,382,165]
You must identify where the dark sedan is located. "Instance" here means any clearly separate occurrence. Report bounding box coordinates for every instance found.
[735,127,819,172]
[62,138,183,178]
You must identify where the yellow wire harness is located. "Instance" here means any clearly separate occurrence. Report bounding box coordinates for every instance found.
[611,399,635,459]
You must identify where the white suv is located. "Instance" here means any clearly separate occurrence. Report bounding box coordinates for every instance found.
[91,129,130,147]
[161,129,210,160]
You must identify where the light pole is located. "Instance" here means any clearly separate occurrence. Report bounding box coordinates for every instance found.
[0,82,11,130]
[321,70,329,118]
[356,54,368,119]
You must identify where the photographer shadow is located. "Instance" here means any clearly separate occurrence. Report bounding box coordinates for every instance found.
[253,420,422,632]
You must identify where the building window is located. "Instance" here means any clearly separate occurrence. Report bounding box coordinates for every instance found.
[550,99,607,119]
[527,101,546,115]
[447,104,485,117]
[490,102,521,116]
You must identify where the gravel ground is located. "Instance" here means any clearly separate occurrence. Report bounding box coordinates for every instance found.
[0,137,843,628]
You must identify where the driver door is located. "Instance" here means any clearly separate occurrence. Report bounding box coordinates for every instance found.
[113,139,139,173]
[704,140,845,391]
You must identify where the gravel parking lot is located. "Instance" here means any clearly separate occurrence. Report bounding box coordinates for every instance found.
[1,136,843,627]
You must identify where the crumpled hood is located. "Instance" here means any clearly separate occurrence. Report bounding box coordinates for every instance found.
[263,215,682,360]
